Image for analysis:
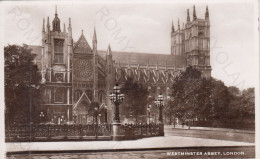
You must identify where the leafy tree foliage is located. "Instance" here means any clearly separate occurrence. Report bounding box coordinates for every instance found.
[5,44,41,125]
[241,88,255,120]
[121,77,149,122]
[169,66,255,129]
[170,66,202,125]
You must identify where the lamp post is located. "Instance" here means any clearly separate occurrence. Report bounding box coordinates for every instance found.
[73,113,77,124]
[154,93,164,124]
[147,105,151,124]
[98,114,101,124]
[104,105,108,124]
[94,107,98,124]
[61,115,64,124]
[109,83,124,140]
[39,112,44,124]
[154,93,165,136]
[109,83,124,123]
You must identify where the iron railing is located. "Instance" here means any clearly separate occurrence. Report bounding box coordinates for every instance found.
[120,123,163,140]
[5,123,163,142]
[5,124,112,142]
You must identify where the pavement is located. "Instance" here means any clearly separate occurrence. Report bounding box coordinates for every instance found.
[167,125,255,134]
[5,125,255,153]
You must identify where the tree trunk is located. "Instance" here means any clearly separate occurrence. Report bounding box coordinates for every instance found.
[169,112,172,125]
[173,116,175,128]
[135,112,138,123]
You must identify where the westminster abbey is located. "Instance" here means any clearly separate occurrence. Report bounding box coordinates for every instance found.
[29,5,211,124]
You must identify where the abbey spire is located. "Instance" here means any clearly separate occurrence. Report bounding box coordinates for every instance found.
[42,18,45,32]
[93,27,97,43]
[205,5,209,20]
[171,21,175,32]
[47,17,50,32]
[187,9,190,22]
[68,17,72,44]
[107,44,112,56]
[92,27,97,53]
[63,23,66,33]
[52,5,61,32]
[46,16,51,43]
[193,5,197,21]
[178,19,180,30]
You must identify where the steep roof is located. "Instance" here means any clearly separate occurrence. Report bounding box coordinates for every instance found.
[97,50,186,67]
[73,92,91,109]
[73,33,92,54]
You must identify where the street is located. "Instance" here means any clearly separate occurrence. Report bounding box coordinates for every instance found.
[6,126,255,159]
[6,146,255,159]
[164,126,255,143]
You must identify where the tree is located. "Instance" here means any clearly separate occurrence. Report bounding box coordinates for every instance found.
[197,77,214,121]
[171,66,202,128]
[210,80,231,122]
[228,86,241,96]
[170,66,255,129]
[121,77,149,122]
[241,88,255,120]
[5,44,41,125]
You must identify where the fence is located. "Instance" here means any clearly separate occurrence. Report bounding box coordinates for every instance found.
[119,123,163,140]
[5,123,164,142]
[5,124,112,142]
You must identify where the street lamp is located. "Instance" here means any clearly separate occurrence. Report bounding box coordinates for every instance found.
[61,115,64,124]
[147,105,151,124]
[73,113,77,124]
[154,93,164,124]
[39,112,44,124]
[94,107,98,124]
[98,114,101,124]
[109,83,124,123]
[109,83,124,141]
[104,105,108,124]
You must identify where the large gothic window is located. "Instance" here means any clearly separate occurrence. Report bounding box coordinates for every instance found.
[54,39,64,64]
[198,32,204,50]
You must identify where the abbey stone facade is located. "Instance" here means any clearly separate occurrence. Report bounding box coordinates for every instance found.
[29,6,211,124]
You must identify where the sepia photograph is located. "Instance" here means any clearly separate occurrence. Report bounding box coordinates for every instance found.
[0,0,259,158]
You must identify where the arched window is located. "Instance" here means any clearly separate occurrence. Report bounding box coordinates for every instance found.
[54,39,64,64]
[199,56,205,65]
[55,88,64,103]
[74,90,82,101]
[198,32,204,50]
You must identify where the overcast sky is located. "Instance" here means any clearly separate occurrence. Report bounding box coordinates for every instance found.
[1,0,258,90]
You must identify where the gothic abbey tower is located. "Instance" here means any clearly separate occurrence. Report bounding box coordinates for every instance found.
[171,6,211,76]
[40,7,73,123]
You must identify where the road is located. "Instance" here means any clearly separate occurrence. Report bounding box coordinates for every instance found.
[164,126,255,143]
[6,126,255,159]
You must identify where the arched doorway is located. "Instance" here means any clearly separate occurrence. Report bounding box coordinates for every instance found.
[73,92,92,124]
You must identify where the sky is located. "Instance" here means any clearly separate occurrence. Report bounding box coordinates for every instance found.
[0,0,258,90]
